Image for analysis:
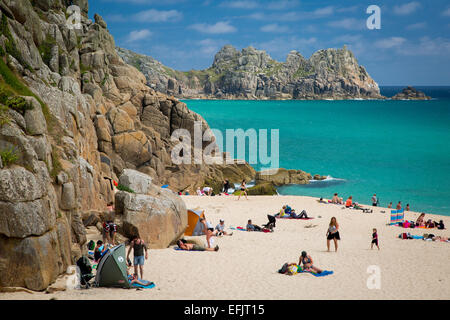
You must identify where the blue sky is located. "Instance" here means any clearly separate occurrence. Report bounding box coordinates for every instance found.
[90,0,450,85]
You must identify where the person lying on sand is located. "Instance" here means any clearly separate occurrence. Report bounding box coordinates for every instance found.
[299,251,323,274]
[126,266,153,286]
[246,219,262,231]
[176,239,219,251]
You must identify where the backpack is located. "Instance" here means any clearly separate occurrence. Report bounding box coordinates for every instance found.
[76,256,92,275]
[87,240,95,251]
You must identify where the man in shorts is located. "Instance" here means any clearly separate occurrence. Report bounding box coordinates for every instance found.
[126,236,148,280]
[215,219,233,236]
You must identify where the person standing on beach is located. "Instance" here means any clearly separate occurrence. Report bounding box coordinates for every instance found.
[396,201,402,210]
[237,179,248,200]
[372,194,378,207]
[127,236,148,280]
[406,204,410,211]
[371,228,380,250]
[326,217,340,252]
[388,202,392,209]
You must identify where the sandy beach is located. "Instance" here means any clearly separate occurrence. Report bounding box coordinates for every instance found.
[1,195,449,300]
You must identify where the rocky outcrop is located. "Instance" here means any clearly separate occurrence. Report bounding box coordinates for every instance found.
[255,168,312,186]
[391,86,431,100]
[117,45,383,100]
[115,169,187,249]
[0,0,256,290]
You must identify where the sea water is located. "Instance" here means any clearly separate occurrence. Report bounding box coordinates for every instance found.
[182,87,450,216]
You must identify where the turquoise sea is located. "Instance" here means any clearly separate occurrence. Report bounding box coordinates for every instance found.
[182,86,450,216]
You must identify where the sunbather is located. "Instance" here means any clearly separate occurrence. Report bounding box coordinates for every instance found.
[298,251,323,274]
[246,219,261,231]
[416,213,425,227]
[345,196,353,208]
[176,239,219,251]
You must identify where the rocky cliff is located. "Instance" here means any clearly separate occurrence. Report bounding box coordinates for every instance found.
[0,0,253,290]
[117,44,383,100]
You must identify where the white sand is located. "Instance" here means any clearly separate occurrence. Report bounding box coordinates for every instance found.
[2,195,450,300]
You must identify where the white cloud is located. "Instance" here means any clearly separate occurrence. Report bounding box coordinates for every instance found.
[190,21,237,34]
[267,0,300,10]
[197,38,229,55]
[443,7,450,16]
[393,2,420,15]
[336,6,359,13]
[313,6,334,17]
[374,37,407,49]
[220,1,259,9]
[127,29,152,43]
[405,22,427,30]
[260,23,289,33]
[327,18,365,30]
[134,9,183,22]
[106,9,183,23]
[397,36,450,56]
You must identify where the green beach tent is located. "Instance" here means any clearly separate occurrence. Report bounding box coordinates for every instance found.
[94,243,130,288]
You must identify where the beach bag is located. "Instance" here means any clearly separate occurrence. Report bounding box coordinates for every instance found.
[403,221,410,228]
[278,263,289,274]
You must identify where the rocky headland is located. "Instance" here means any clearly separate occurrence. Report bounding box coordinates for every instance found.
[117,44,383,100]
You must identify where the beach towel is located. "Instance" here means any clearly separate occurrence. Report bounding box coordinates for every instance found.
[277,216,314,220]
[230,227,247,231]
[297,267,333,277]
[130,281,155,289]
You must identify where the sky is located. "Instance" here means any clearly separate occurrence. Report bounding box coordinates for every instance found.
[90,0,450,86]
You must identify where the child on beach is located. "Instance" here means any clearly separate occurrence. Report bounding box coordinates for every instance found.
[371,228,380,250]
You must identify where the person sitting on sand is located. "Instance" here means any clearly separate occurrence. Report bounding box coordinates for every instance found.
[280,205,295,217]
[331,193,343,204]
[434,220,445,230]
[196,187,204,196]
[298,251,323,274]
[416,213,425,227]
[246,219,261,231]
[176,239,219,251]
[345,196,353,208]
[215,219,233,236]
[94,240,107,262]
[326,217,340,252]
[237,180,248,200]
[203,186,213,196]
[425,219,435,228]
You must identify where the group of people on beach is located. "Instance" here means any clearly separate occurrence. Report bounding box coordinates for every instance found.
[194,179,249,200]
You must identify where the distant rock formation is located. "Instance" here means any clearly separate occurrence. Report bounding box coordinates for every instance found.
[391,86,431,100]
[117,44,383,100]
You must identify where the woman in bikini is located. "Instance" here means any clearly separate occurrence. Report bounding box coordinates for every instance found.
[237,179,248,200]
[416,213,425,227]
[298,251,323,274]
[326,217,340,252]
